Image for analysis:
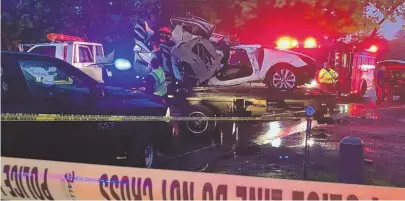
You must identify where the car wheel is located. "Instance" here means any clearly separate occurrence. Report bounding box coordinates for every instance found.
[268,68,297,90]
[143,144,155,168]
[185,104,216,136]
[125,134,156,168]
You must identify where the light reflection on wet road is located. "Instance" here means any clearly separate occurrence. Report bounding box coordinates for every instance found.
[233,96,405,158]
[241,120,318,146]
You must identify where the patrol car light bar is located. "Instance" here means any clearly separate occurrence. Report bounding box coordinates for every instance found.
[47,33,84,42]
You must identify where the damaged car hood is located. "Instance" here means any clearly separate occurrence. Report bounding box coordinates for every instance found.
[171,37,223,83]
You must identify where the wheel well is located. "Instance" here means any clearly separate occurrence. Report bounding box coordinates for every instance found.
[264,62,294,81]
[189,101,221,116]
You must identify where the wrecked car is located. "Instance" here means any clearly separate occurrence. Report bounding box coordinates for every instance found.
[138,15,317,90]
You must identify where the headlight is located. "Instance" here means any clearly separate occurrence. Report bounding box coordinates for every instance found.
[134,44,142,52]
[114,58,132,70]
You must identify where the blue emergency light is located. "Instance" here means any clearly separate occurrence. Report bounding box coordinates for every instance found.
[114,58,132,70]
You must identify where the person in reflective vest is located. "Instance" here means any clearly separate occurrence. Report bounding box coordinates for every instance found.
[144,58,167,96]
[318,63,339,93]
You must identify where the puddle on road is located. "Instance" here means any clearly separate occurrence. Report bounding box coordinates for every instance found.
[249,120,318,146]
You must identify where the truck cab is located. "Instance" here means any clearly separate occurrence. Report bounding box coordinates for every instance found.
[18,33,107,83]
[331,44,377,98]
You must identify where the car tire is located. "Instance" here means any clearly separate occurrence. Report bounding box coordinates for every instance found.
[267,66,297,91]
[184,104,217,137]
[125,133,156,168]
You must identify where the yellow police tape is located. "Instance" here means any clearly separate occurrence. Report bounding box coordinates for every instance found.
[2,157,405,200]
[1,113,307,121]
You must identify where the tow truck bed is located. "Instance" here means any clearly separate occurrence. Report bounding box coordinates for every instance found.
[169,86,335,119]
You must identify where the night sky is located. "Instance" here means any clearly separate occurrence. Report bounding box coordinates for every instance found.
[380,17,404,40]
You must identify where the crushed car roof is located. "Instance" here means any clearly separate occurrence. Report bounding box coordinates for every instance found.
[170,15,215,39]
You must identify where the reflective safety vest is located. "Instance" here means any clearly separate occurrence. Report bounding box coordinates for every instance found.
[318,68,339,84]
[150,66,167,96]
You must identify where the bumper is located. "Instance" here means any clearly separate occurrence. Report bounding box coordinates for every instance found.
[294,64,316,85]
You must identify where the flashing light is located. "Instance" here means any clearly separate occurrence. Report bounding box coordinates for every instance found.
[276,37,297,49]
[291,39,298,47]
[304,37,317,48]
[114,58,132,70]
[47,33,84,42]
[366,45,378,53]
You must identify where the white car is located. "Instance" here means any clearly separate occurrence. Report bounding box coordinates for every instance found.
[206,44,316,89]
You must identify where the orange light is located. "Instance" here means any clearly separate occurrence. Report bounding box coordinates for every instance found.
[291,39,298,47]
[47,33,84,42]
[276,37,297,49]
[366,45,378,52]
[304,37,317,48]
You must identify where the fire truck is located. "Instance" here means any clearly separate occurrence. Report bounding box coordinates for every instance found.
[274,36,378,98]
[18,33,110,83]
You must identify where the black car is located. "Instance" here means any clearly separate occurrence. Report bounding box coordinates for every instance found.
[1,51,173,168]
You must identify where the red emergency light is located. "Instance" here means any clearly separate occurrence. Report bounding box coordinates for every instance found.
[304,37,317,48]
[276,36,318,49]
[366,45,378,53]
[47,33,84,42]
[276,37,298,49]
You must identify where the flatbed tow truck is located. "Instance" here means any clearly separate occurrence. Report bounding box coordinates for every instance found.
[167,83,334,136]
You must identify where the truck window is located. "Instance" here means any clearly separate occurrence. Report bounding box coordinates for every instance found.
[369,58,375,66]
[341,53,348,68]
[357,57,362,68]
[96,46,104,57]
[78,46,94,63]
[63,45,68,61]
[30,46,56,57]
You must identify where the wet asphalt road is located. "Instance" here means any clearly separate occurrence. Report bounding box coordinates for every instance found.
[158,89,405,187]
[208,92,405,186]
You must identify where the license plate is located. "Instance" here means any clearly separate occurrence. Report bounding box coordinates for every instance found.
[107,71,112,77]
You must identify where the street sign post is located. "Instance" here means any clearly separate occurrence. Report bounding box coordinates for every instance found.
[303,105,315,180]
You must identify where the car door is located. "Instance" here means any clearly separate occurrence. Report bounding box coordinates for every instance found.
[73,43,104,83]
[1,54,95,164]
[1,54,53,161]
